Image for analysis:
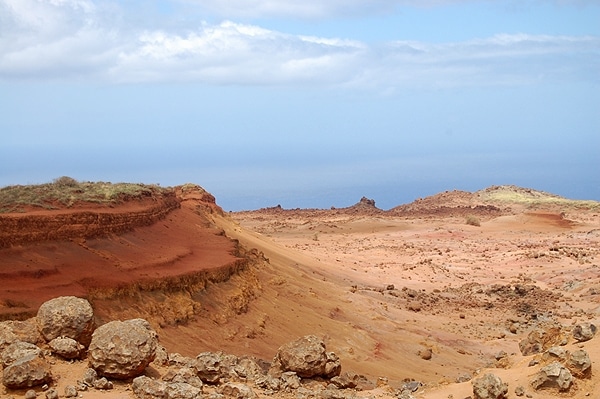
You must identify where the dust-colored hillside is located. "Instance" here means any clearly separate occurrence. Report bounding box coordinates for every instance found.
[1,181,599,399]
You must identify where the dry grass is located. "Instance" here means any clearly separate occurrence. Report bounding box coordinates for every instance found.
[465,215,481,227]
[479,185,600,210]
[0,177,170,213]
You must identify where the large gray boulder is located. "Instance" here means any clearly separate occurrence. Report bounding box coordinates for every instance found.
[2,353,52,389]
[36,296,95,346]
[530,362,572,391]
[472,373,508,399]
[271,335,341,379]
[88,318,158,379]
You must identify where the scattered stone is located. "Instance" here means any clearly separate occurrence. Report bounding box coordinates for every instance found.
[330,372,359,389]
[401,380,422,392]
[566,349,591,378]
[25,389,37,399]
[530,362,572,391]
[572,322,596,342]
[162,366,203,389]
[36,296,95,346]
[88,318,158,379]
[407,301,422,312]
[45,388,58,399]
[64,385,78,398]
[472,373,508,399]
[48,336,84,359]
[132,376,167,399]
[456,373,472,383]
[1,341,42,368]
[514,385,525,397]
[93,376,114,390]
[220,382,257,399]
[2,353,53,389]
[280,371,301,391]
[82,367,98,387]
[153,344,170,366]
[255,374,280,391]
[272,335,341,379]
[543,346,569,362]
[418,348,432,360]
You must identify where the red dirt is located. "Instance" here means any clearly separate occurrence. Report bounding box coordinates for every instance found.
[0,186,241,321]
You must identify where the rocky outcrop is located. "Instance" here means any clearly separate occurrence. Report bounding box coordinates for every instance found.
[271,335,341,379]
[472,373,508,399]
[36,296,95,346]
[88,318,158,379]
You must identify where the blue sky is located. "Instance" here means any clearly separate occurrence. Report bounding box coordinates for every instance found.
[1,0,599,210]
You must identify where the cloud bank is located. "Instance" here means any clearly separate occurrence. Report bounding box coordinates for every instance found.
[0,0,598,89]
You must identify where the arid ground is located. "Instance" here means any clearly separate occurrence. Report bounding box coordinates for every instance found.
[1,183,599,398]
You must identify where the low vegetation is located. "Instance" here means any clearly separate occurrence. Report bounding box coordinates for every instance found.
[465,215,481,227]
[0,177,170,213]
[479,185,600,210]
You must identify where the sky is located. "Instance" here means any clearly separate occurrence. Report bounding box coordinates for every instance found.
[1,0,599,211]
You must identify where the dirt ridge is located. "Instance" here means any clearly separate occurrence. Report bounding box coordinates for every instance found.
[0,192,180,248]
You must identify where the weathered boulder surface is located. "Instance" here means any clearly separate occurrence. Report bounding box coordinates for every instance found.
[132,375,202,399]
[472,373,508,399]
[530,362,573,391]
[193,351,238,383]
[566,349,591,378]
[271,335,341,379]
[0,319,42,348]
[36,296,95,346]
[88,318,158,379]
[519,326,565,356]
[220,382,258,399]
[2,353,52,389]
[572,322,596,342]
[1,341,42,368]
[49,336,85,359]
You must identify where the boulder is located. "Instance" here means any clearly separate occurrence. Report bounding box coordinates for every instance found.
[220,382,257,399]
[0,319,42,347]
[472,373,508,399]
[566,349,591,378]
[193,351,238,383]
[162,366,204,389]
[88,318,158,379]
[1,341,42,368]
[132,375,202,399]
[48,337,84,359]
[36,296,95,346]
[272,335,341,378]
[2,353,52,389]
[64,385,78,398]
[518,326,566,356]
[530,362,572,391]
[572,322,596,342]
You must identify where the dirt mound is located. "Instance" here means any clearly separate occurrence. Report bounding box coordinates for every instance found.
[0,183,243,321]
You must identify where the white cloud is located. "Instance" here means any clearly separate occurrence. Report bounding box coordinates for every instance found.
[173,0,598,19]
[0,0,597,88]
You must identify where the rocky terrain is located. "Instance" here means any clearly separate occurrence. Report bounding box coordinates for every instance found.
[0,181,599,398]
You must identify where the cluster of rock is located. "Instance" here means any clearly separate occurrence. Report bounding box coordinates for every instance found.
[1,296,371,399]
[470,321,596,399]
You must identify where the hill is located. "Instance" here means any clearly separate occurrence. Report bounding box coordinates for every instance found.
[1,180,599,398]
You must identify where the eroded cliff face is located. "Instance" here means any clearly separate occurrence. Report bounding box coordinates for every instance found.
[0,185,256,323]
[0,191,180,248]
